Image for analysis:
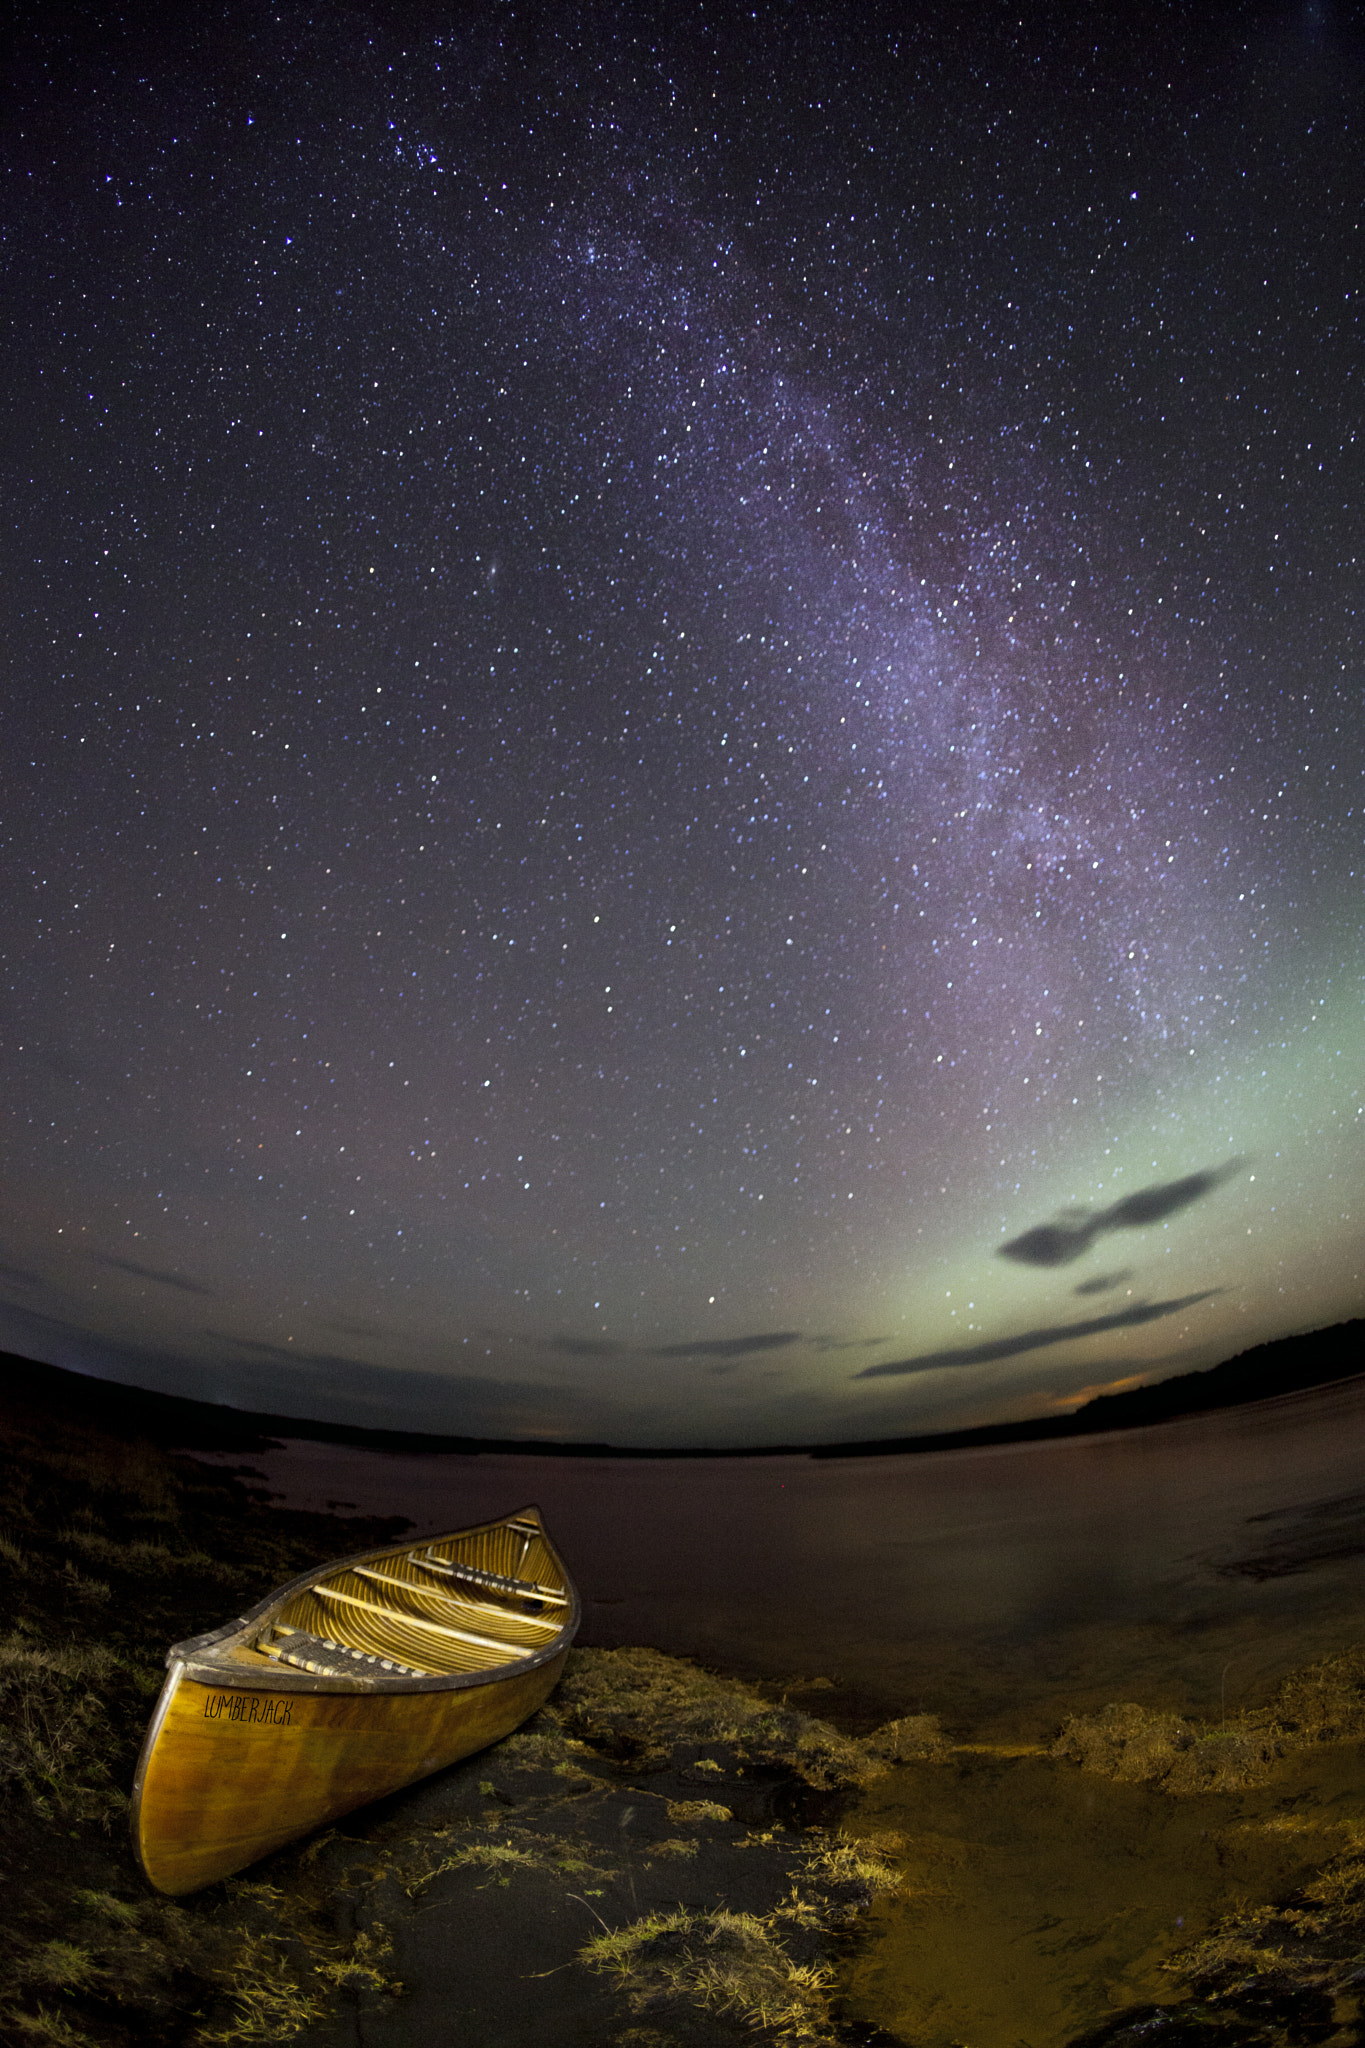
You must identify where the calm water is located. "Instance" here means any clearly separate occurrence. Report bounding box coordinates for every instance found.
[197,1375,1365,1738]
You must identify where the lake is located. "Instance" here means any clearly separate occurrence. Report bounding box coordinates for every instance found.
[197,1371,1365,1738]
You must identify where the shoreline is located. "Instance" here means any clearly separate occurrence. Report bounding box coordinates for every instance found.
[1,1314,1360,1463]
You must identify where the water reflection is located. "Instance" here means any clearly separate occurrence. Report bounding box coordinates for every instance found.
[842,1739,1365,2048]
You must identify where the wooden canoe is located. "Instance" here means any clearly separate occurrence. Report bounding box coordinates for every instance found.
[131,1504,579,1894]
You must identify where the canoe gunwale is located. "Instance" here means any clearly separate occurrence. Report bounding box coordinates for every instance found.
[175,1633,571,1695]
[164,1503,580,1696]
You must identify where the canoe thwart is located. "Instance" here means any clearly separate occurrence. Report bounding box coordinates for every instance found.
[417,1548,569,1605]
[258,1626,432,1680]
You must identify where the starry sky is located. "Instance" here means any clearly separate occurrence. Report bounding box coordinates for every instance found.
[2,0,1362,1449]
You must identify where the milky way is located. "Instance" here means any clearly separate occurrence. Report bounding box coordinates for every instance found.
[2,4,1362,1445]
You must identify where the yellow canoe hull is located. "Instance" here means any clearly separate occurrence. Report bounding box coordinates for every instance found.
[130,1505,578,1894]
[134,1650,567,1894]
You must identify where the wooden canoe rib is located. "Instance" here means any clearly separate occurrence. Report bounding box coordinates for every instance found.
[131,1505,579,1895]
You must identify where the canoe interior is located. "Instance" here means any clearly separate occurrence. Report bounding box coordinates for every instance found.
[250,1513,569,1681]
[132,1507,579,1894]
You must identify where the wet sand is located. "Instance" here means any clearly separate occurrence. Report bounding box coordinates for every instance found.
[199,1372,1365,1738]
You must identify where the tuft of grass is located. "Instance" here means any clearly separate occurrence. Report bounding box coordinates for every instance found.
[581,1905,837,2044]
[558,1645,776,1763]
[404,1827,617,1896]
[191,1931,327,2045]
[498,1719,592,1772]
[71,1886,140,1927]
[313,1927,397,1995]
[666,1798,733,1824]
[1052,1701,1283,1792]
[16,1940,100,1991]
[799,1833,902,1904]
[579,1825,903,2040]
[1168,1911,1291,1986]
[1162,1725,1283,1794]
[6,2007,101,2045]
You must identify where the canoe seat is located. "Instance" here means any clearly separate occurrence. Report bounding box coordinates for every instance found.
[417,1549,568,1607]
[258,1625,431,1680]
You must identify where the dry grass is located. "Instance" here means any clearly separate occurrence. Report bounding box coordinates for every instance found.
[189,1886,401,2042]
[1050,1700,1194,1783]
[1162,1838,1365,2030]
[579,1825,902,2043]
[558,1643,928,1791]
[5,2007,102,2045]
[1051,1645,1365,1795]
[497,1719,591,1770]
[1169,1908,1294,1985]
[558,1645,782,1756]
[56,1528,225,1578]
[1268,1643,1365,1742]
[860,1712,950,1764]
[581,1906,837,2044]
[0,1635,129,1827]
[798,1833,902,1904]
[399,1823,619,1898]
[190,1932,328,2045]
[666,1797,734,1823]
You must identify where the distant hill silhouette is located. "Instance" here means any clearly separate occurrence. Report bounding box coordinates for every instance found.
[0,1316,1360,1459]
[806,1316,1364,1459]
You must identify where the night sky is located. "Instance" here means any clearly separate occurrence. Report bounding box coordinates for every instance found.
[3,2,1362,1448]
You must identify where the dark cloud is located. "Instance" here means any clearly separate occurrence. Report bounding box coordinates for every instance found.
[1105,1168,1243,1228]
[0,1262,43,1289]
[654,1332,801,1360]
[1073,1270,1134,1296]
[854,1292,1220,1378]
[549,1330,802,1363]
[98,1257,215,1296]
[999,1162,1244,1267]
[999,1214,1099,1267]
